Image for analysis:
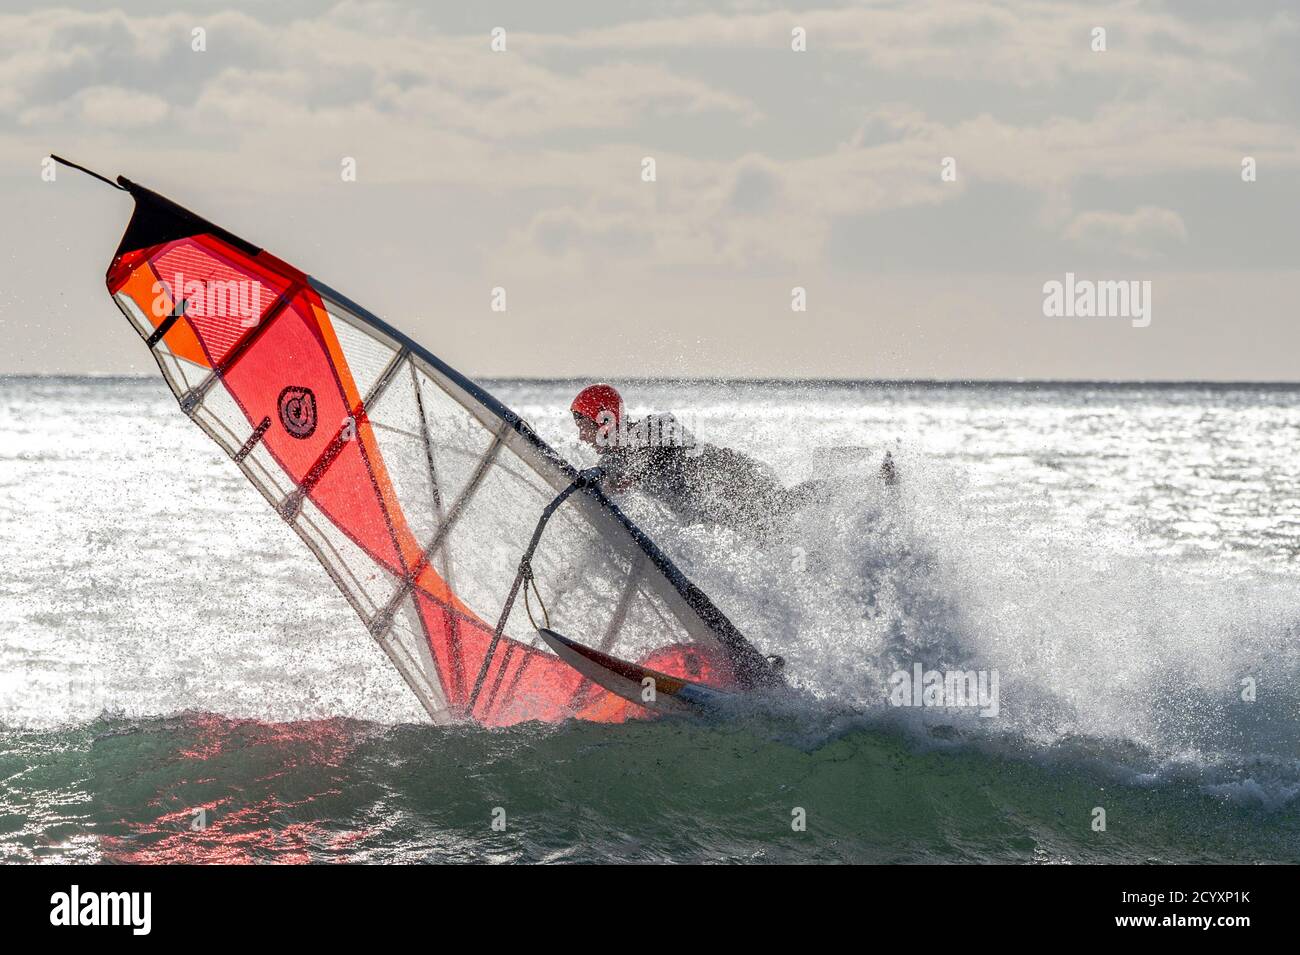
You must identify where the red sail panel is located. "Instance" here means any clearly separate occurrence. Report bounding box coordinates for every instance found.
[151,238,293,367]
[108,222,641,726]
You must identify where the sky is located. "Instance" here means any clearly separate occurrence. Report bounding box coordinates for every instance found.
[1,0,1298,380]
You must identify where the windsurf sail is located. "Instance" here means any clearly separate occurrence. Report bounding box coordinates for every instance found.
[60,156,782,727]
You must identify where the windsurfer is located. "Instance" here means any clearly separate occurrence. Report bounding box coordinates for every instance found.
[570,383,897,532]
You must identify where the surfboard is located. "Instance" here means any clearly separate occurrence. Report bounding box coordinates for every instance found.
[538,628,736,714]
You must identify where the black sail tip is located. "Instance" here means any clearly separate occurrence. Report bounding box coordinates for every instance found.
[113,178,263,258]
[48,156,260,258]
[48,154,125,191]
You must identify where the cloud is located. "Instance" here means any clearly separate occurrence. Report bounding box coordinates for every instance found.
[536,1,1292,93]
[1063,205,1189,259]
[0,0,1295,276]
[725,155,783,214]
[18,84,170,128]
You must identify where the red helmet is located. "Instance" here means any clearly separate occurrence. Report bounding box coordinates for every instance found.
[570,383,623,426]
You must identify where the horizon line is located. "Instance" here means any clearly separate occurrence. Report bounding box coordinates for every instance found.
[7,372,1300,388]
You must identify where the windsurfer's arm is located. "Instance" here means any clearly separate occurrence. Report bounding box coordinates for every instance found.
[591,454,638,492]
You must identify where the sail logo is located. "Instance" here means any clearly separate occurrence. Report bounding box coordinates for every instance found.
[1042,272,1151,328]
[151,272,264,327]
[278,385,318,439]
[49,885,152,935]
[888,664,1000,717]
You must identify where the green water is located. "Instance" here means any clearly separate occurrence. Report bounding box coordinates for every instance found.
[2,714,1295,864]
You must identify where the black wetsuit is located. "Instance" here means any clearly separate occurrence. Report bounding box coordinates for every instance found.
[595,414,790,530]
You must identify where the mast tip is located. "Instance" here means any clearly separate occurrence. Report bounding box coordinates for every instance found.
[49,154,126,191]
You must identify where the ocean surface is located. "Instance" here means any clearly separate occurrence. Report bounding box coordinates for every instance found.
[2,375,1299,864]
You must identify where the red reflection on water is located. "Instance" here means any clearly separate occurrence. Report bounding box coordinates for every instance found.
[99,714,375,864]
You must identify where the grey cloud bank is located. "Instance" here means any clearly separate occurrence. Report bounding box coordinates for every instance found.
[2,1,1297,379]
